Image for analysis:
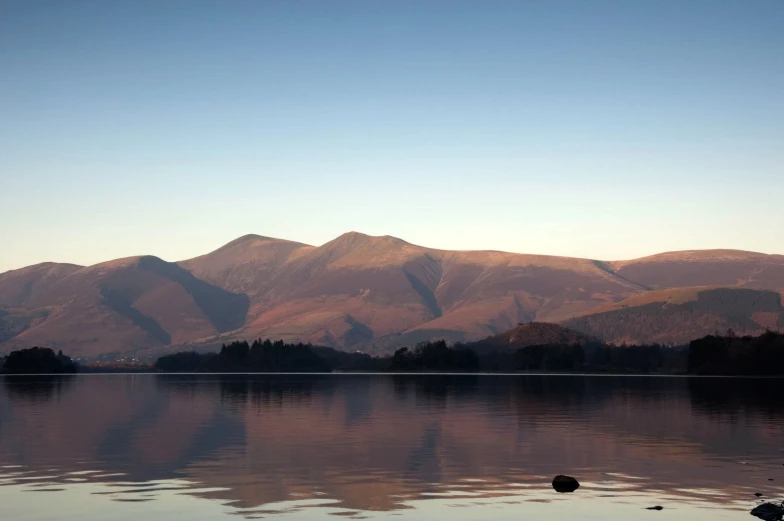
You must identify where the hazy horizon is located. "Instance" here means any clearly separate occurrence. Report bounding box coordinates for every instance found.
[2,0,783,272]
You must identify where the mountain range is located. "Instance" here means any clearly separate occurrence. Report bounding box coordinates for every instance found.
[1,232,783,358]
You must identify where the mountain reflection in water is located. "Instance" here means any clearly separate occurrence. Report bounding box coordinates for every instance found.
[0,374,782,520]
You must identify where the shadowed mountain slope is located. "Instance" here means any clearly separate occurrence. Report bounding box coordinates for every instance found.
[1,234,783,357]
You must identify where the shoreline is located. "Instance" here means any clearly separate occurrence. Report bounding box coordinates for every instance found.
[3,371,784,378]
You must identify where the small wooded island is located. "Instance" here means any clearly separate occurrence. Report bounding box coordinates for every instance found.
[1,346,77,374]
[3,324,784,375]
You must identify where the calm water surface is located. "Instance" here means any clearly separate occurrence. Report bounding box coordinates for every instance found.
[0,374,782,520]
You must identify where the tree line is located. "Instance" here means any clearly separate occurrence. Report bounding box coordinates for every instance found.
[687,329,784,375]
[152,330,784,375]
[154,339,331,372]
[4,330,782,375]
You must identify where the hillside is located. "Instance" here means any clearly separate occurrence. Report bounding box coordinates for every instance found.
[1,233,783,357]
[485,322,599,347]
[609,250,784,291]
[563,287,784,345]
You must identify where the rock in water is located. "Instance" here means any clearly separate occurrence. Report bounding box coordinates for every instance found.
[552,475,580,493]
[750,503,784,521]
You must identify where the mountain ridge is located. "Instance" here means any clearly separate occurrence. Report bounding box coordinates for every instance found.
[2,233,783,357]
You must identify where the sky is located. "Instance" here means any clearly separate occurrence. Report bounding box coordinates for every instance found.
[1,0,783,273]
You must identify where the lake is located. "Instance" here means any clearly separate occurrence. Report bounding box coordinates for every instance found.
[0,374,782,520]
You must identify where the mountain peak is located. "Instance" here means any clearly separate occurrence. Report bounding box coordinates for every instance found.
[321,232,413,254]
[330,231,409,246]
[84,255,165,272]
[215,234,310,253]
[299,232,421,269]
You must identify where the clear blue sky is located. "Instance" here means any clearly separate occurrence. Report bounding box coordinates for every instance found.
[1,0,783,272]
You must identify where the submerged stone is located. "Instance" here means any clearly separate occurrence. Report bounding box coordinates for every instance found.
[552,475,580,493]
[750,503,784,521]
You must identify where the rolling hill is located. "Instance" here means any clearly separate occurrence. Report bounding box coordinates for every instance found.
[466,322,601,356]
[563,286,784,345]
[609,250,784,290]
[1,233,783,357]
